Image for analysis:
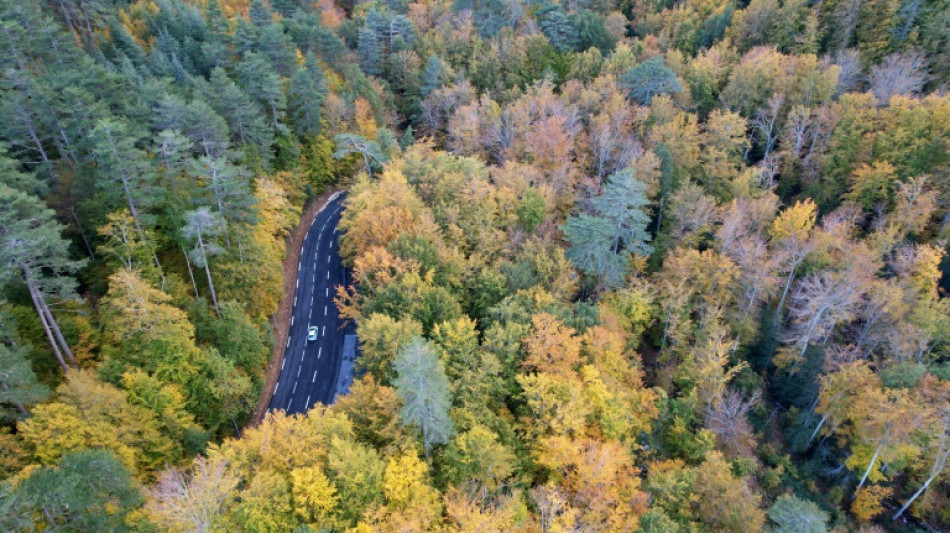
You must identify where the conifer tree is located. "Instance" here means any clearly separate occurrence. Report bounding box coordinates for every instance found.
[0,185,85,372]
[393,337,455,456]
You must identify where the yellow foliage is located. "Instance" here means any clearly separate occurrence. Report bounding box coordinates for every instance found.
[851,485,892,523]
[770,198,817,242]
[291,466,339,524]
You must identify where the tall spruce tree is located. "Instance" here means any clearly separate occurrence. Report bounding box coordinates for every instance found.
[393,337,455,456]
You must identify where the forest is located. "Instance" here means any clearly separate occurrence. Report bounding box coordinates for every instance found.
[0,0,949,530]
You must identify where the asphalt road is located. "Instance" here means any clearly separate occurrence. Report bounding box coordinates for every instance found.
[268,194,350,414]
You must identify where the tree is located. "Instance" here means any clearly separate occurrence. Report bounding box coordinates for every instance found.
[289,53,328,138]
[562,214,629,288]
[562,170,653,290]
[146,456,239,533]
[358,25,383,77]
[0,340,49,417]
[522,313,583,378]
[392,337,455,456]
[538,6,579,52]
[439,425,516,491]
[593,170,654,257]
[770,199,818,321]
[207,68,275,157]
[17,369,178,476]
[236,51,286,128]
[893,380,950,520]
[619,58,683,105]
[869,52,930,106]
[188,156,255,249]
[766,494,829,533]
[0,185,85,372]
[333,133,386,178]
[90,118,161,237]
[182,208,225,316]
[694,451,765,532]
[420,55,447,99]
[0,450,142,533]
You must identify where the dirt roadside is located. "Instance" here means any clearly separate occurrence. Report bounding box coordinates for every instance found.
[248,189,341,427]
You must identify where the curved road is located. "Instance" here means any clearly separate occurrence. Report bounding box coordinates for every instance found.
[268,194,351,415]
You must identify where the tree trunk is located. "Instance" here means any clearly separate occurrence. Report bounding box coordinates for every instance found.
[197,232,221,317]
[24,276,69,373]
[775,266,798,325]
[893,445,949,520]
[807,412,829,446]
[1,383,29,415]
[68,203,95,259]
[41,299,75,365]
[182,244,200,298]
[858,442,885,490]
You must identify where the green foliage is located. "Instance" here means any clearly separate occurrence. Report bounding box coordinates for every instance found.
[0,450,142,533]
[766,494,829,533]
[619,58,683,105]
[392,337,455,454]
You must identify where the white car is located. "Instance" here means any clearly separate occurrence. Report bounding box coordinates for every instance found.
[307,326,318,342]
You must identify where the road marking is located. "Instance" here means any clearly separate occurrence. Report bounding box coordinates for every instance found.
[312,370,317,382]
[311,296,314,306]
[309,308,312,319]
[292,382,297,394]
[322,326,326,336]
[296,279,299,289]
[286,337,290,348]
[318,347,322,359]
[325,288,328,297]
[297,262,300,272]
[281,359,285,370]
[305,395,310,407]
[302,348,306,358]
[294,296,297,307]
[297,366,301,377]
[324,305,327,316]
[274,382,279,394]
[327,255,331,263]
[326,271,329,280]
[291,316,294,326]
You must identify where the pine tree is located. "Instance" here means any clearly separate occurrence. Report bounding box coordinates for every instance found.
[420,55,446,99]
[619,58,683,105]
[538,6,579,52]
[333,134,386,177]
[358,25,383,77]
[392,337,455,456]
[289,53,328,138]
[188,156,256,249]
[89,118,162,237]
[207,68,275,158]
[0,185,85,372]
[0,341,50,418]
[236,52,287,130]
[593,169,654,257]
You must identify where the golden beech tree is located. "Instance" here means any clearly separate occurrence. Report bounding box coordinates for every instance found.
[521,313,583,378]
[533,435,648,531]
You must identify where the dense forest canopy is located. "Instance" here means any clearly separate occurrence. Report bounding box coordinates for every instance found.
[1,0,950,531]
